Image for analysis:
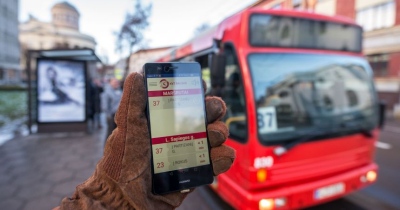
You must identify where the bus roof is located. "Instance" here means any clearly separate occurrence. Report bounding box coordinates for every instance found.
[156,8,360,62]
[248,8,358,26]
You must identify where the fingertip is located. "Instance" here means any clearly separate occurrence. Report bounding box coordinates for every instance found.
[206,97,226,123]
[207,121,228,147]
[210,145,236,175]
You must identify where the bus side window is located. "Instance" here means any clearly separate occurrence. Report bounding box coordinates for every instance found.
[222,45,247,142]
[195,54,211,95]
[202,69,211,95]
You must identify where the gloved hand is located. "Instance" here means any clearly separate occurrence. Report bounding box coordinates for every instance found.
[57,73,235,210]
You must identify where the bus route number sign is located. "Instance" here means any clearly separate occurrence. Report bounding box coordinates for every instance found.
[257,107,277,134]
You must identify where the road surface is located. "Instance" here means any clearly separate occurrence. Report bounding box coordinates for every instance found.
[178,121,400,210]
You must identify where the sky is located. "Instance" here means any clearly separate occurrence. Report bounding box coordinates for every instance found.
[19,0,257,64]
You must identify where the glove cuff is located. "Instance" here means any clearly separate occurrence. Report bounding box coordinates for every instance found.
[60,171,132,210]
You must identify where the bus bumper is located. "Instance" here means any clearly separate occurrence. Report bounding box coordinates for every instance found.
[217,163,378,210]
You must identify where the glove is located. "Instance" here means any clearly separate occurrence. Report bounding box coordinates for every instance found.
[57,73,235,210]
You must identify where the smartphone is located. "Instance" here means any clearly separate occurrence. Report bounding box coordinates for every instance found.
[143,62,214,194]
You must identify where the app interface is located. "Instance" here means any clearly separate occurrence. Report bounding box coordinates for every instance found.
[147,73,210,174]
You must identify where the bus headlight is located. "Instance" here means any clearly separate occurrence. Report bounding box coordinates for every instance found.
[259,199,273,210]
[366,170,377,182]
[259,197,286,210]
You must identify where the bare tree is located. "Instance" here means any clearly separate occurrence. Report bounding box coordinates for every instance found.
[115,0,152,79]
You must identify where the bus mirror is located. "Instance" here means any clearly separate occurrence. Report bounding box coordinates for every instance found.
[378,100,386,129]
[211,54,226,87]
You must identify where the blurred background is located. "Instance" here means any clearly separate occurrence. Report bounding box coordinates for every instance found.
[0,0,399,209]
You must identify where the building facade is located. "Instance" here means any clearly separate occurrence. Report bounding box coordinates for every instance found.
[0,0,20,85]
[19,2,98,81]
[19,2,96,53]
[128,46,174,74]
[252,0,400,115]
[110,47,172,81]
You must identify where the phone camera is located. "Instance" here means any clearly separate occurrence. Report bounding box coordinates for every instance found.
[164,66,172,72]
[164,66,177,72]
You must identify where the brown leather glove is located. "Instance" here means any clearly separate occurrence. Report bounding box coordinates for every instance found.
[58,73,235,210]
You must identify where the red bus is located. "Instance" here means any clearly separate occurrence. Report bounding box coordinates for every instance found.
[157,8,384,210]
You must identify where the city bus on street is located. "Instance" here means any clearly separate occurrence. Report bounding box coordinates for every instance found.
[156,8,384,210]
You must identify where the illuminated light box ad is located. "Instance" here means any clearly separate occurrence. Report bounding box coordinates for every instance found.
[37,59,86,123]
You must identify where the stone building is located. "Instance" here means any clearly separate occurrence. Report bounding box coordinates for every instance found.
[0,0,20,85]
[19,2,96,52]
[112,46,173,81]
[19,1,98,80]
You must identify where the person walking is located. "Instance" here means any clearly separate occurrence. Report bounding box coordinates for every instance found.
[93,79,104,129]
[102,78,122,139]
[88,78,104,131]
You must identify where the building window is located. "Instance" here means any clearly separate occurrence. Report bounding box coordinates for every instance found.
[367,54,389,77]
[357,1,395,31]
[194,54,210,94]
[8,69,15,80]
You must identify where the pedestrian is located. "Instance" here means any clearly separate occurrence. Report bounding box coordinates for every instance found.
[87,78,104,131]
[93,78,104,129]
[102,78,122,139]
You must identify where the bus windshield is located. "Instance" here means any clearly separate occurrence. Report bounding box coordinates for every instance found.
[248,53,378,144]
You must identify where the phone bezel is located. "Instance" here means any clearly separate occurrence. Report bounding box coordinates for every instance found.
[143,62,214,195]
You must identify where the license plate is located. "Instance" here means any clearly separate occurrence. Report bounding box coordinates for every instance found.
[314,182,345,200]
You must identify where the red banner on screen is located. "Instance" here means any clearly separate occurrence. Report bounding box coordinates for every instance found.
[148,89,201,97]
[152,132,207,145]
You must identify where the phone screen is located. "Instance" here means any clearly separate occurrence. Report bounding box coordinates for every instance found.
[144,63,213,194]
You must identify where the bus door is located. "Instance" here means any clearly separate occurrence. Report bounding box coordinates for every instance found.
[209,43,249,183]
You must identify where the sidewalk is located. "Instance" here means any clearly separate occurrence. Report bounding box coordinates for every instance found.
[0,130,106,210]
[386,118,400,127]
[4,119,396,210]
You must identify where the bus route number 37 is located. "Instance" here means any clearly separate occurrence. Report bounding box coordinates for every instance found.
[257,107,277,134]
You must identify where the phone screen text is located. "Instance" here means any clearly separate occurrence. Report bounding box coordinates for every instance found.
[147,74,209,174]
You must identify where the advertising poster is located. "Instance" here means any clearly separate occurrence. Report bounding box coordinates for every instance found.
[37,59,86,123]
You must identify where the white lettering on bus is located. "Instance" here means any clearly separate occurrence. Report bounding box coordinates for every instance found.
[254,156,274,169]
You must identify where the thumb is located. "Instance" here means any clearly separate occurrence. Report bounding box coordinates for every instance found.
[99,73,148,182]
[114,73,147,133]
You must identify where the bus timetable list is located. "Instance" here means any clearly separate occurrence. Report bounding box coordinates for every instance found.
[151,132,209,174]
[147,77,210,174]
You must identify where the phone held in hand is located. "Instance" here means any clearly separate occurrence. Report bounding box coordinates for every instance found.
[143,62,213,195]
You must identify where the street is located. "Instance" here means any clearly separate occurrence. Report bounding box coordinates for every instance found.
[0,120,399,210]
[178,121,400,210]
[1,0,399,209]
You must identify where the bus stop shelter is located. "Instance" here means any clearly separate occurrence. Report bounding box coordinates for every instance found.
[25,49,102,134]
